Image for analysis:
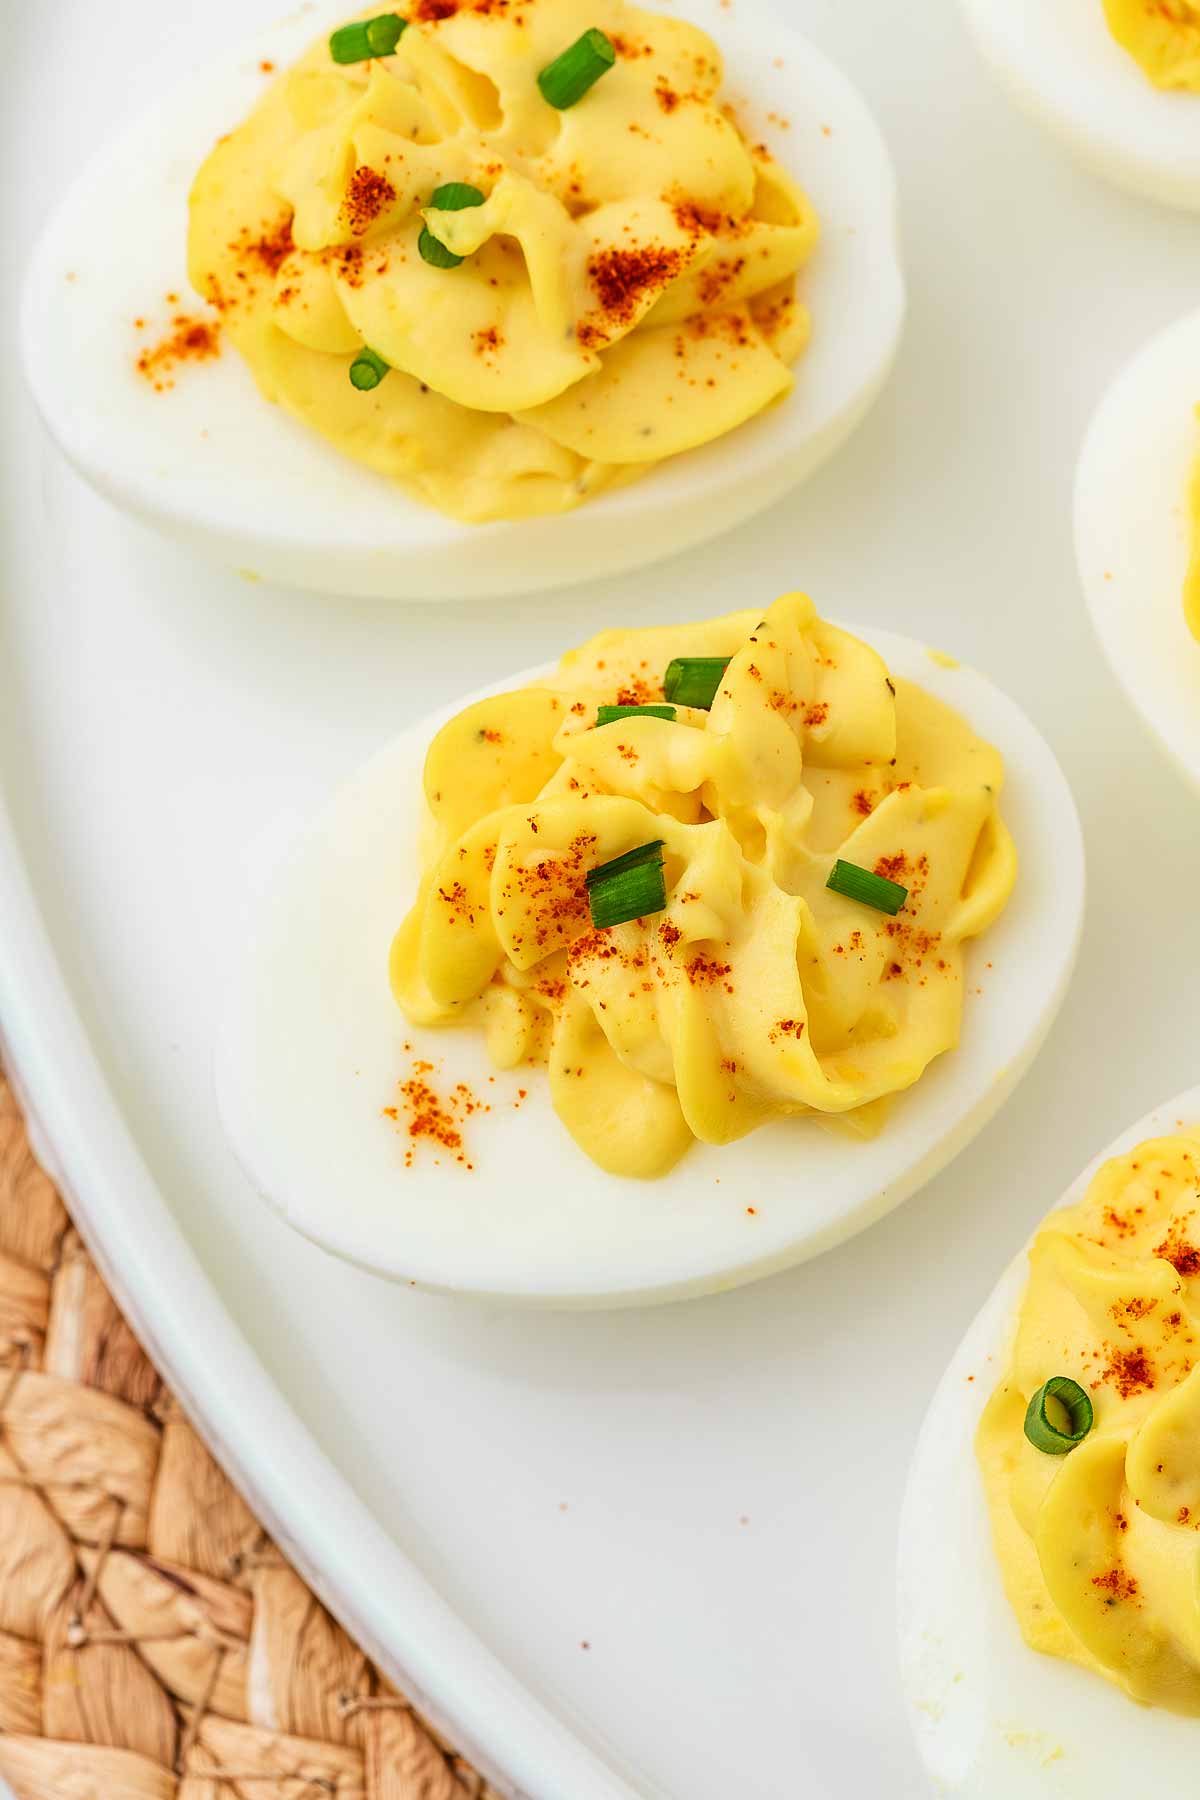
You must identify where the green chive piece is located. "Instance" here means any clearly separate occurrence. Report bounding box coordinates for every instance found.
[419,184,485,269]
[596,704,677,727]
[330,13,406,64]
[537,27,616,110]
[367,13,404,54]
[589,861,667,930]
[349,346,390,391]
[419,228,464,269]
[825,859,909,916]
[1023,1377,1094,1456]
[662,656,730,711]
[585,839,665,889]
[587,841,667,931]
[429,182,486,211]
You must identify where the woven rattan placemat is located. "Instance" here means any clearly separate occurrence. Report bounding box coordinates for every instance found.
[0,1067,497,1799]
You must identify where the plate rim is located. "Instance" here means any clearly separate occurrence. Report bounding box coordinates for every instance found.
[0,783,651,1800]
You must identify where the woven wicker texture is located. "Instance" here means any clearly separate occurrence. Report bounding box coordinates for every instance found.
[0,1069,498,1800]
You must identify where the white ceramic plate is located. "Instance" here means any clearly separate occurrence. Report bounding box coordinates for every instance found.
[1076,308,1200,791]
[897,1083,1200,1798]
[9,2,1200,1795]
[216,632,1083,1307]
[959,0,1200,211]
[20,0,904,603]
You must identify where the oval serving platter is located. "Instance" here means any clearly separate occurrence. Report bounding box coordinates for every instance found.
[8,0,1200,1795]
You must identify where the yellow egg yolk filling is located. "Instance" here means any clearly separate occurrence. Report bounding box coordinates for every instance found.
[390,592,1016,1178]
[188,0,818,523]
[1185,425,1200,643]
[979,1132,1200,1713]
[1104,0,1200,89]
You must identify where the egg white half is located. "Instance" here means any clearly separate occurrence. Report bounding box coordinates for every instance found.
[1076,308,1200,791]
[898,1083,1200,1797]
[214,623,1084,1308]
[960,0,1200,211]
[20,0,903,603]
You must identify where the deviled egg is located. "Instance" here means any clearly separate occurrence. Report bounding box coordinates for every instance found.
[189,0,820,524]
[215,592,1083,1308]
[21,0,904,601]
[900,1086,1200,1796]
[959,0,1200,210]
[1076,308,1200,788]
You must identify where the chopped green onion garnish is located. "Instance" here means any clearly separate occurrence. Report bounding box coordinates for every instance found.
[349,346,390,390]
[330,13,406,63]
[418,229,463,269]
[537,27,616,109]
[585,839,665,888]
[662,656,730,711]
[429,182,486,211]
[1023,1377,1094,1456]
[587,841,667,931]
[825,859,908,916]
[596,704,676,727]
[419,183,485,269]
